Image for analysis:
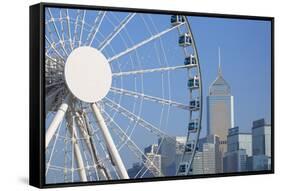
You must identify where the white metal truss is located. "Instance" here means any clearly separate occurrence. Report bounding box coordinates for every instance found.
[112,65,188,76]
[103,111,163,177]
[110,87,190,110]
[108,23,185,62]
[103,97,176,143]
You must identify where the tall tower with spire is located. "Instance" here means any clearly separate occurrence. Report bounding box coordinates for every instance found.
[207,48,234,172]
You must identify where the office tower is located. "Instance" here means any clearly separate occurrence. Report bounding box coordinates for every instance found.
[252,155,271,171]
[227,126,252,156]
[158,137,177,176]
[223,126,252,172]
[223,149,247,172]
[252,119,271,157]
[198,134,221,173]
[251,119,271,170]
[207,49,234,163]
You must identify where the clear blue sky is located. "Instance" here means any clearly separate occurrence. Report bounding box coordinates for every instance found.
[188,16,271,135]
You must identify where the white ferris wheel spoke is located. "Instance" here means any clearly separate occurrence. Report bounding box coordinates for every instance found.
[103,111,162,177]
[103,97,176,143]
[45,35,65,61]
[110,87,190,110]
[86,11,107,47]
[79,10,86,47]
[65,9,74,51]
[108,23,184,62]
[98,13,136,51]
[47,8,69,57]
[72,10,85,49]
[112,65,188,77]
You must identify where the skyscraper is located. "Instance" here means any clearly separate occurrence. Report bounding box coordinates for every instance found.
[207,48,234,159]
[223,126,252,172]
[251,119,271,171]
[252,119,271,157]
[158,137,177,176]
[198,134,221,173]
[227,126,252,156]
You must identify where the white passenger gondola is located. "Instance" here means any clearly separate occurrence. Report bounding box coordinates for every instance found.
[170,15,185,26]
[188,119,199,133]
[185,141,195,153]
[177,162,189,175]
[188,75,199,89]
[190,98,200,111]
[179,33,192,47]
[184,54,197,68]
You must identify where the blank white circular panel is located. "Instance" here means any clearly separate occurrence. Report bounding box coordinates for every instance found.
[64,46,112,103]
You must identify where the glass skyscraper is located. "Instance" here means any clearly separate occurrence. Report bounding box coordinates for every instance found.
[207,59,234,157]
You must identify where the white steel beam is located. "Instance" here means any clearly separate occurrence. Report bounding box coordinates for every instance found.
[103,97,176,143]
[110,87,190,110]
[91,103,129,179]
[108,23,184,62]
[103,111,162,177]
[88,12,106,46]
[67,115,88,181]
[112,65,188,77]
[75,112,110,180]
[45,94,70,149]
[98,13,136,51]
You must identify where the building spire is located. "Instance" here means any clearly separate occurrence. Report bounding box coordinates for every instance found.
[218,47,222,76]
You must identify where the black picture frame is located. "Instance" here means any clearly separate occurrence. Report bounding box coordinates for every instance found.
[30,2,274,188]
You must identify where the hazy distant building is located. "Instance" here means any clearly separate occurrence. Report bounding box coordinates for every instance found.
[251,119,271,171]
[127,162,152,178]
[198,134,221,173]
[227,126,252,156]
[252,155,271,171]
[252,119,271,157]
[223,149,247,172]
[223,126,252,172]
[186,134,221,175]
[207,51,234,170]
[158,137,177,176]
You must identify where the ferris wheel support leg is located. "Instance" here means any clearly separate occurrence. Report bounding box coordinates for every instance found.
[76,114,110,180]
[68,116,88,182]
[91,103,129,179]
[45,94,71,149]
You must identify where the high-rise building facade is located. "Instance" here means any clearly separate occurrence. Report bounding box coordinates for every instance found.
[223,149,248,173]
[198,134,221,173]
[158,137,177,176]
[223,126,252,172]
[207,52,234,163]
[251,119,271,171]
[227,126,252,156]
[252,119,271,157]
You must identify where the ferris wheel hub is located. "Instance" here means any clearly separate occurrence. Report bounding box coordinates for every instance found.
[64,46,112,103]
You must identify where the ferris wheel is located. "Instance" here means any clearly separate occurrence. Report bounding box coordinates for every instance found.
[44,7,202,184]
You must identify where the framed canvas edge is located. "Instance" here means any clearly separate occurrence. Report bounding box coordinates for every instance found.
[29,2,275,189]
